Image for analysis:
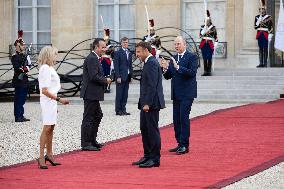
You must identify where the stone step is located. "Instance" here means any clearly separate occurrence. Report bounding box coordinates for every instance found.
[197,94,279,100]
[200,69,284,76]
[197,76,284,80]
[198,89,282,95]
[197,84,284,90]
[197,79,284,85]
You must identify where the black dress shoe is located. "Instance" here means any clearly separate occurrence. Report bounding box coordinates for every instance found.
[15,117,30,122]
[116,111,123,116]
[45,155,61,166]
[93,141,104,148]
[123,111,131,115]
[139,159,160,168]
[168,146,180,152]
[37,159,48,169]
[15,119,24,122]
[81,146,100,151]
[256,64,263,68]
[176,147,189,155]
[23,117,30,121]
[132,157,148,166]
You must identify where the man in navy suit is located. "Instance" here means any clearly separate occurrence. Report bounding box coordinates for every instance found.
[114,37,133,115]
[160,36,198,155]
[132,41,165,168]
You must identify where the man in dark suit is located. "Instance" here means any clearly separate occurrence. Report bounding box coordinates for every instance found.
[80,38,112,151]
[132,41,165,168]
[160,36,198,155]
[114,37,133,116]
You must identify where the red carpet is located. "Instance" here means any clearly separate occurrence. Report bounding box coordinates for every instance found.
[1,100,284,188]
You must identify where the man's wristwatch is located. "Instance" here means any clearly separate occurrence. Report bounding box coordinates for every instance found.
[56,97,61,102]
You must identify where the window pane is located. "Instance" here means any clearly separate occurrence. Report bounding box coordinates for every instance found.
[37,8,51,30]
[37,0,51,6]
[19,8,33,31]
[119,30,135,40]
[22,32,33,45]
[37,32,51,44]
[18,0,32,6]
[119,5,134,30]
[98,5,114,29]
[119,0,134,4]
[98,0,114,4]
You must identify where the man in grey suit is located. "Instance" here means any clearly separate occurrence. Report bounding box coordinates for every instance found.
[132,41,165,168]
[80,38,112,151]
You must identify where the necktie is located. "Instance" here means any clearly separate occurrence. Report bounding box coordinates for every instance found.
[125,49,129,59]
[178,54,182,63]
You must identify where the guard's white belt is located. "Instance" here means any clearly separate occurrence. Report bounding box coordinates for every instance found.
[202,37,214,41]
[257,28,269,31]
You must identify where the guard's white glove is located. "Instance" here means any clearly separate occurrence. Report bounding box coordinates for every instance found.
[156,49,161,60]
[268,34,273,41]
[214,42,219,49]
[27,55,32,66]
[201,28,207,36]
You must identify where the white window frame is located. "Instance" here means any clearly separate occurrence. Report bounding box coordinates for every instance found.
[95,0,135,41]
[14,0,51,44]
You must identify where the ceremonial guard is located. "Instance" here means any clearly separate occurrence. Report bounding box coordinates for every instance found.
[11,30,31,122]
[143,19,161,59]
[199,10,218,76]
[255,0,273,68]
[100,28,114,93]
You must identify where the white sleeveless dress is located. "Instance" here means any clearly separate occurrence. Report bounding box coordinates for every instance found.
[38,64,61,125]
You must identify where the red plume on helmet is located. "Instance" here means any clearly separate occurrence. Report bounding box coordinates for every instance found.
[261,0,266,7]
[18,30,23,38]
[14,30,24,46]
[104,28,110,37]
[149,19,154,28]
[207,10,210,18]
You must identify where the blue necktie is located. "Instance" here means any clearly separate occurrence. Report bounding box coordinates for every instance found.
[178,54,182,63]
[125,49,129,60]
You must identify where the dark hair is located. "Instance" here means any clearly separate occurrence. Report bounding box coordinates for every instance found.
[92,38,105,50]
[135,41,152,52]
[120,37,128,42]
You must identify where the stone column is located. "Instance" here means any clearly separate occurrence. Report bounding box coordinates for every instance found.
[242,0,259,49]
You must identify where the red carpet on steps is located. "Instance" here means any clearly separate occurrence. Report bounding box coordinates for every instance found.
[1,100,284,188]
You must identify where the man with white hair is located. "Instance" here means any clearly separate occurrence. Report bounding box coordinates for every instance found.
[160,36,198,154]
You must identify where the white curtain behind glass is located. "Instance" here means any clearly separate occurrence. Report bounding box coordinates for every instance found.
[17,0,51,44]
[97,0,135,41]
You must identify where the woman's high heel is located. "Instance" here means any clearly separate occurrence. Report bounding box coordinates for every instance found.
[37,159,48,169]
[45,155,61,166]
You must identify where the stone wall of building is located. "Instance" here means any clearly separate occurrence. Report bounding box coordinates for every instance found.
[51,0,94,52]
[0,0,14,54]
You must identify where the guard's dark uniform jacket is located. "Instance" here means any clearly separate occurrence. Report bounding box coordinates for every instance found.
[11,52,29,87]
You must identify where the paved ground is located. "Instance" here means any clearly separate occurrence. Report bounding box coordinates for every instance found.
[0,100,283,188]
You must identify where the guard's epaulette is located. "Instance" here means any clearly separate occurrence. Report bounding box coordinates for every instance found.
[12,53,16,56]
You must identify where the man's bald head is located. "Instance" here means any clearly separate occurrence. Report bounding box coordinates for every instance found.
[174,36,186,54]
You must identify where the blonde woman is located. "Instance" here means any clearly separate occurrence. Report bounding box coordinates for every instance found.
[37,46,69,169]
